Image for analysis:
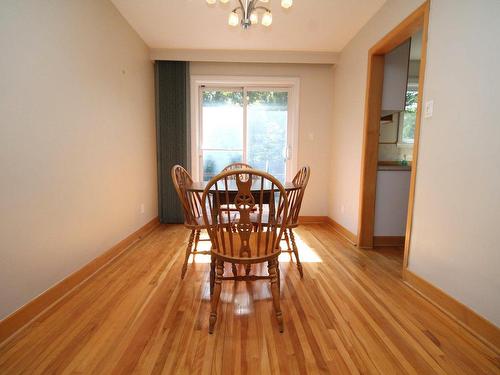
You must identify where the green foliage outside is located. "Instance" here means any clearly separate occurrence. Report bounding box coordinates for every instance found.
[203,90,287,109]
[402,91,418,143]
[203,90,243,106]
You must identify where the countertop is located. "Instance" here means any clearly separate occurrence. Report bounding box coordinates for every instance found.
[377,161,411,171]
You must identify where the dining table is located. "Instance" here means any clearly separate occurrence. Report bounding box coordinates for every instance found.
[187,180,300,195]
[187,179,299,216]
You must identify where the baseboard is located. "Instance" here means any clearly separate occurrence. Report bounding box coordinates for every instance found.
[0,217,160,345]
[298,216,328,224]
[325,217,357,245]
[373,236,405,247]
[403,269,500,352]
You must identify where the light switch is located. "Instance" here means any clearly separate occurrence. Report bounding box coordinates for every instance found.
[424,100,434,118]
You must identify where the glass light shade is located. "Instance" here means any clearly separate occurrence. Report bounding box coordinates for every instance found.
[261,11,272,26]
[219,0,230,3]
[281,0,293,9]
[206,0,216,4]
[260,0,269,2]
[228,12,240,26]
[250,12,259,24]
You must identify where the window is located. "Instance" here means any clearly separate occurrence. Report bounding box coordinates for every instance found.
[191,76,299,182]
[399,90,418,146]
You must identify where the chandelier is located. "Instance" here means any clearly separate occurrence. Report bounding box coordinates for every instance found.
[206,0,293,29]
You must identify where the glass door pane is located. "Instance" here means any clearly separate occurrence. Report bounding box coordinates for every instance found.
[201,89,243,181]
[202,150,242,181]
[246,90,288,182]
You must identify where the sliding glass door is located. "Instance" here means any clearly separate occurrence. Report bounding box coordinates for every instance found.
[201,89,244,181]
[200,87,289,182]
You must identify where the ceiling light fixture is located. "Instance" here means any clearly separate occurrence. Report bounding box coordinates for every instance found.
[206,0,293,29]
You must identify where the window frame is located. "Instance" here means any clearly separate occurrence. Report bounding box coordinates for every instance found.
[190,75,300,182]
[396,111,413,148]
[397,86,419,147]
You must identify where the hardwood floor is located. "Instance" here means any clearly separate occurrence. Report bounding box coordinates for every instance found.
[0,224,498,374]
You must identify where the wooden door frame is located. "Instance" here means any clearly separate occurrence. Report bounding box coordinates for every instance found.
[357,1,430,270]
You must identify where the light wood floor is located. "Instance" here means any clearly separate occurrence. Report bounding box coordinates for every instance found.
[0,224,498,374]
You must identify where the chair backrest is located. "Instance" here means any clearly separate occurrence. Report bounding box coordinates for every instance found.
[222,163,259,180]
[201,169,288,261]
[222,162,253,171]
[287,166,311,225]
[171,165,202,227]
[222,162,255,180]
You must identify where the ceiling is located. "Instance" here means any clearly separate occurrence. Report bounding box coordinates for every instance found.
[111,0,386,52]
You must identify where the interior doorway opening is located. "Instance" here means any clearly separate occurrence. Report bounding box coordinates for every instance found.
[357,2,430,272]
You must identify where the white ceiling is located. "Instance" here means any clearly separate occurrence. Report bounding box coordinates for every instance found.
[111,0,386,52]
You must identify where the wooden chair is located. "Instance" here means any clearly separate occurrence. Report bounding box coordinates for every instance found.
[201,169,289,333]
[222,162,253,172]
[171,165,211,279]
[282,166,311,278]
[222,162,258,276]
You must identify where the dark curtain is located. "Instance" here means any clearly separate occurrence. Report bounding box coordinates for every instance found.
[155,61,190,224]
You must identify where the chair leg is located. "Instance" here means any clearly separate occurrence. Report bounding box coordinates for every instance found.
[210,255,215,295]
[283,230,294,261]
[181,230,195,279]
[289,229,303,278]
[232,263,238,277]
[193,229,201,252]
[268,259,284,333]
[209,260,224,334]
[276,259,281,290]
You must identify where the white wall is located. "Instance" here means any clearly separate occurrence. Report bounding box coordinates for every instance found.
[329,0,500,325]
[0,0,157,319]
[190,62,334,216]
[408,0,500,325]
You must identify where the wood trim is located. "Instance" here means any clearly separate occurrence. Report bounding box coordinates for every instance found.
[358,1,430,250]
[298,216,328,224]
[373,236,405,247]
[403,269,500,351]
[403,1,430,269]
[0,217,160,344]
[326,217,357,245]
[369,3,427,55]
[357,53,384,248]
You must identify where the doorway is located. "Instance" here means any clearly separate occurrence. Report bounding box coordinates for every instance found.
[190,76,300,183]
[357,2,430,271]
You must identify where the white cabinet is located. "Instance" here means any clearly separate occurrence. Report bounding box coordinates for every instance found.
[381,39,411,116]
[374,169,411,236]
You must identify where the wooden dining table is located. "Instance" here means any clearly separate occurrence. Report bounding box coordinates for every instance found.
[187,180,300,195]
[187,179,299,215]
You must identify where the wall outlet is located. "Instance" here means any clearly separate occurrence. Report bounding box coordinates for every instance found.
[424,100,434,118]
[140,204,145,214]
